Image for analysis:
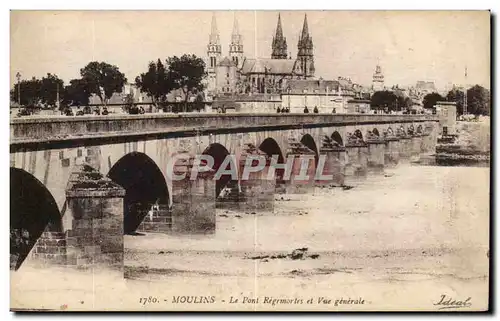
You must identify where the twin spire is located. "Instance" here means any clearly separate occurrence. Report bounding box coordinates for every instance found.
[231,12,242,45]
[208,12,313,77]
[272,13,288,59]
[300,13,309,41]
[209,12,220,45]
[273,13,312,60]
[209,12,242,46]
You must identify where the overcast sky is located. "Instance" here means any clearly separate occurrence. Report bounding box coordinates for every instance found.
[10,10,490,90]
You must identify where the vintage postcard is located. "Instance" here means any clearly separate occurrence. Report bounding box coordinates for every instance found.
[9,10,490,311]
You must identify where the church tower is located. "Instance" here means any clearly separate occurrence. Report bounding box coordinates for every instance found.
[372,65,385,91]
[271,13,288,59]
[296,14,315,78]
[207,12,222,93]
[229,13,244,69]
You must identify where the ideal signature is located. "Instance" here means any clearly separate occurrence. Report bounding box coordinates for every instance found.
[433,294,472,310]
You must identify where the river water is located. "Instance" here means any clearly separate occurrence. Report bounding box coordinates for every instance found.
[11,163,490,311]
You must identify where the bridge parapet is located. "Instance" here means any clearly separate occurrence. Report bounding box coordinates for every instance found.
[10,114,438,147]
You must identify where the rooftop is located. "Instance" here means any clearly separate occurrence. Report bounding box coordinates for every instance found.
[240,58,299,75]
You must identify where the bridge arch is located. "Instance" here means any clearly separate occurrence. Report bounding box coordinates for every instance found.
[331,131,344,147]
[259,137,284,162]
[10,168,62,270]
[107,152,169,234]
[258,137,285,183]
[202,143,235,198]
[300,134,319,168]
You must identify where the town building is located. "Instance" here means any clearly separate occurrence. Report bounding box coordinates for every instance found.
[415,80,437,95]
[346,99,371,114]
[280,77,356,113]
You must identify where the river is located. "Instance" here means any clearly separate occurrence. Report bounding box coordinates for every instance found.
[11,163,489,311]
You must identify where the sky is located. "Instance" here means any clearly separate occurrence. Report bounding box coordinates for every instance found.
[10,10,490,90]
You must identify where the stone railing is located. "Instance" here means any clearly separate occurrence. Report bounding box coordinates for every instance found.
[10,113,437,147]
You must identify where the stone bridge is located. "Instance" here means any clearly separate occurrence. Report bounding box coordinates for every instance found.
[10,113,439,270]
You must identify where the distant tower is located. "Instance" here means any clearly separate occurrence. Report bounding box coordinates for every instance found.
[271,13,288,59]
[372,65,385,91]
[207,12,222,93]
[229,13,244,69]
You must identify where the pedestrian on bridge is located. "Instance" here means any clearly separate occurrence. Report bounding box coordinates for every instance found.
[313,106,319,114]
[304,106,309,114]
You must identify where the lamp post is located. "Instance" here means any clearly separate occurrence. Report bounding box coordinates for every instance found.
[16,72,21,105]
[56,82,60,110]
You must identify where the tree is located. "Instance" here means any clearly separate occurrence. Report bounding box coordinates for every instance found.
[63,78,91,107]
[422,92,445,110]
[135,59,175,108]
[446,89,464,115]
[80,61,127,105]
[166,54,206,112]
[10,77,42,107]
[370,90,398,112]
[446,85,490,116]
[39,73,64,108]
[467,85,490,116]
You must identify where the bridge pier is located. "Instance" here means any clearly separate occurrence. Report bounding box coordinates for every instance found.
[366,131,386,174]
[27,228,67,268]
[410,135,423,162]
[344,132,368,183]
[64,165,125,270]
[171,156,216,234]
[317,137,345,187]
[398,136,413,162]
[421,124,437,154]
[421,133,433,154]
[238,145,275,212]
[283,140,316,194]
[384,137,400,167]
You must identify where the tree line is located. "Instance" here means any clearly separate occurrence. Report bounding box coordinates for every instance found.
[10,54,206,112]
[370,85,490,116]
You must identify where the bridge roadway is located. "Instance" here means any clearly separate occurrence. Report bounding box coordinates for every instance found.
[10,113,435,149]
[10,113,439,271]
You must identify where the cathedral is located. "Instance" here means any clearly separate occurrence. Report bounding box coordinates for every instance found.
[206,12,315,97]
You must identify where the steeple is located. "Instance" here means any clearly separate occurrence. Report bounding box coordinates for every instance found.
[207,12,221,61]
[276,13,284,39]
[297,13,315,78]
[271,13,288,59]
[209,12,220,45]
[207,12,222,95]
[231,13,240,42]
[229,12,244,68]
[300,13,309,40]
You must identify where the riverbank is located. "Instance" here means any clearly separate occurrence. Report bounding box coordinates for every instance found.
[10,164,490,311]
[435,120,490,166]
